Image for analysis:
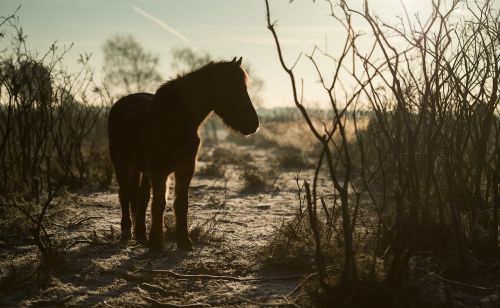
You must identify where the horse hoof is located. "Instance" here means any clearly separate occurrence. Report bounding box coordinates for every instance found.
[148,245,163,253]
[177,237,193,251]
[134,233,148,245]
[120,231,132,242]
[148,239,164,252]
[148,246,163,254]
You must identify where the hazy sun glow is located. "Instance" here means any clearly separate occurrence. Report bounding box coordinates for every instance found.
[0,0,461,107]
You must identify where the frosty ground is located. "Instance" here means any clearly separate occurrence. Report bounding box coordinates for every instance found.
[2,131,499,308]
[0,139,319,307]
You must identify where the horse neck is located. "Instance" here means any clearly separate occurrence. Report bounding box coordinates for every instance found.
[179,72,215,127]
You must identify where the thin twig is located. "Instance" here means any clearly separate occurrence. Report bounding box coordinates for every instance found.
[66,239,93,250]
[30,295,72,307]
[430,272,494,291]
[139,283,165,294]
[288,266,338,297]
[287,272,317,297]
[236,295,298,307]
[69,216,102,228]
[66,239,113,250]
[416,267,494,291]
[142,269,309,282]
[142,296,211,308]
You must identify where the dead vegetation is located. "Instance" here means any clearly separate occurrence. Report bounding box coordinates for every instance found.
[0,10,113,288]
[0,137,323,306]
[265,0,500,306]
[1,0,499,306]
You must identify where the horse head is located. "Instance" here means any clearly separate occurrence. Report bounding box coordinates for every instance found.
[211,57,259,135]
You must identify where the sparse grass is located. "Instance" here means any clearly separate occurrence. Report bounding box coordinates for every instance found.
[241,165,267,192]
[225,124,317,170]
[191,190,228,243]
[253,133,281,149]
[86,147,114,190]
[190,205,227,243]
[197,148,212,162]
[226,128,281,149]
[262,217,315,271]
[163,212,177,242]
[198,160,226,178]
[262,210,340,272]
[0,202,33,244]
[211,147,242,165]
[0,255,39,293]
[89,224,119,244]
[163,193,227,244]
[275,145,310,170]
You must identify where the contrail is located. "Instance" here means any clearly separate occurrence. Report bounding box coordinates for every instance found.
[133,5,189,43]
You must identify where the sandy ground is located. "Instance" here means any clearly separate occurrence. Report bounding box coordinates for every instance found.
[0,142,320,307]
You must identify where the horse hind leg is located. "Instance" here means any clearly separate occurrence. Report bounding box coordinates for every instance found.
[134,173,151,244]
[115,165,139,241]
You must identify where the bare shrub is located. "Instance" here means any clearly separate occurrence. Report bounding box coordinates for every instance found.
[263,209,341,272]
[263,178,343,271]
[0,200,32,243]
[211,147,241,164]
[275,145,310,170]
[0,18,111,194]
[241,164,267,192]
[198,160,226,178]
[0,12,111,276]
[266,0,499,305]
[189,203,227,243]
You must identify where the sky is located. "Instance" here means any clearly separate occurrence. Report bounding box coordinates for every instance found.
[0,0,479,107]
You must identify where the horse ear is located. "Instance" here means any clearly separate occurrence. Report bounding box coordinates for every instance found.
[236,57,242,65]
[231,57,237,63]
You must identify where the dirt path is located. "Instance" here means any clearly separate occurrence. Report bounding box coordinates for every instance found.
[1,144,317,307]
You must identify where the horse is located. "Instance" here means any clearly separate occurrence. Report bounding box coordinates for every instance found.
[108,57,259,252]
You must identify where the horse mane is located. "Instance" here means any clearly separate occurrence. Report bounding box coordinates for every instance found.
[157,60,250,93]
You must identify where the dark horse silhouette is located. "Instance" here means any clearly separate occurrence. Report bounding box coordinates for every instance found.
[108,57,259,251]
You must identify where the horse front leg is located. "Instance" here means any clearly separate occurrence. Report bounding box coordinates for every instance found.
[148,173,167,252]
[174,160,195,251]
